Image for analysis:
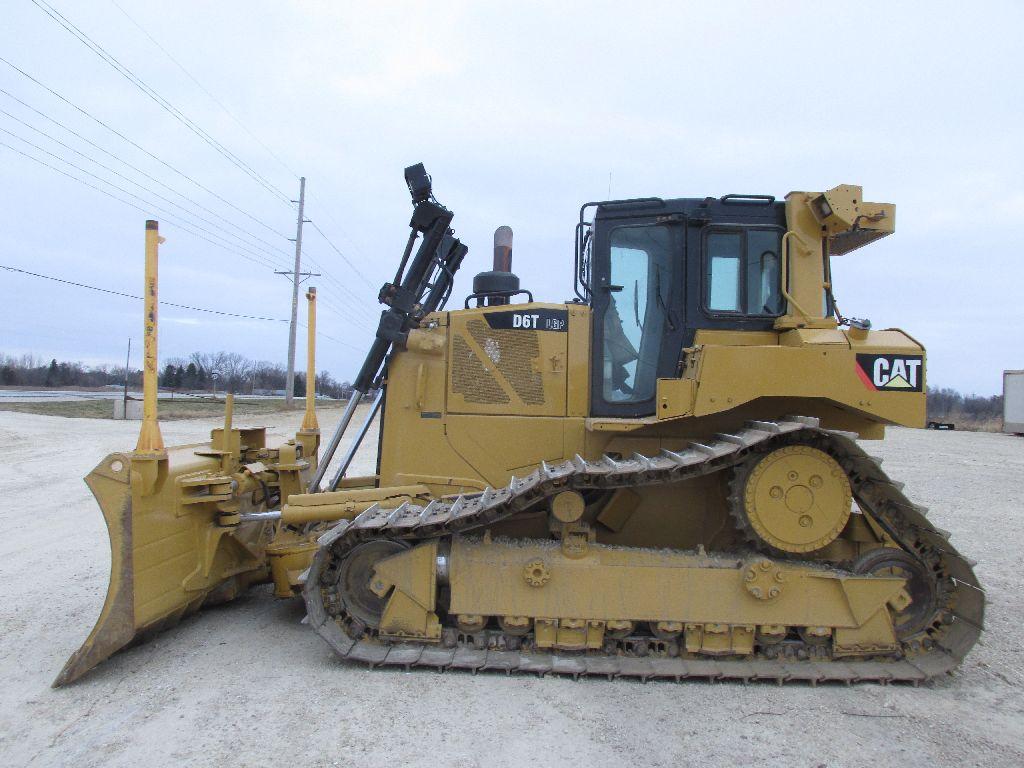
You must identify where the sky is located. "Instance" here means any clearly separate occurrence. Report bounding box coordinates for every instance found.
[0,0,1021,395]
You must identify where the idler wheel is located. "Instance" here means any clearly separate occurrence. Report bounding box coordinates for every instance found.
[335,539,408,629]
[853,547,937,639]
[733,444,852,555]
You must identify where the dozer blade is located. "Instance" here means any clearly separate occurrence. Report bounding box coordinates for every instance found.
[54,448,272,686]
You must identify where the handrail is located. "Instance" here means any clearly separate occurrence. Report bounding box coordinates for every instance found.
[779,230,814,321]
[720,193,775,205]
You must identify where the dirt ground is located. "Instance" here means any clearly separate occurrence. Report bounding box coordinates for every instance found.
[0,409,1021,768]
[0,394,347,420]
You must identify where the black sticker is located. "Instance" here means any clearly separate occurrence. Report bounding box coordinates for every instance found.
[855,354,924,392]
[483,308,568,332]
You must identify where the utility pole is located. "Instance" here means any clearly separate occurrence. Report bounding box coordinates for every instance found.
[285,177,309,407]
[122,337,131,419]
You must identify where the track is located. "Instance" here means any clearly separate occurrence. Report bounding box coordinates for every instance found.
[303,417,984,684]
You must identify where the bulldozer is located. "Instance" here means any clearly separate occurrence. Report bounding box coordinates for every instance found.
[55,165,983,686]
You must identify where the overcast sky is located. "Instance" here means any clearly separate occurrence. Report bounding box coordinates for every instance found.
[1,1,1020,394]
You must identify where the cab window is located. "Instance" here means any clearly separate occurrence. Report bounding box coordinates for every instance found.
[602,225,672,404]
[705,228,783,316]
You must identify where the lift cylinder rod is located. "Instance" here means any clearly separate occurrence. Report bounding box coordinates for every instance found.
[328,388,384,491]
[307,389,363,492]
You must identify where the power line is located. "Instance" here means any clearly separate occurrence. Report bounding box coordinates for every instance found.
[2,260,371,354]
[315,298,377,334]
[0,114,293,270]
[302,250,379,310]
[107,0,302,182]
[5,21,376,335]
[1,263,372,354]
[307,219,376,289]
[297,322,363,353]
[1,136,160,215]
[1,147,375,341]
[0,138,288,271]
[29,0,293,206]
[74,9,378,314]
[0,264,288,322]
[0,55,290,240]
[0,92,294,263]
[306,191,381,277]
[0,130,284,271]
[315,280,380,323]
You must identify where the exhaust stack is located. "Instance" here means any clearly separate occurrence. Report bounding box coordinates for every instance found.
[471,226,522,307]
[493,225,513,272]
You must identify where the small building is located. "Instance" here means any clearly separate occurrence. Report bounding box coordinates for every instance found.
[1005,370,1024,435]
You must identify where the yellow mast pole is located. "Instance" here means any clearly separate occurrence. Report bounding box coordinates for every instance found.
[301,287,319,432]
[135,220,164,454]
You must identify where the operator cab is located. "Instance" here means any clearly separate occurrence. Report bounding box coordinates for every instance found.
[578,195,798,418]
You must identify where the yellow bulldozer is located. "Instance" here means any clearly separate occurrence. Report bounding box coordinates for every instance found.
[56,165,983,686]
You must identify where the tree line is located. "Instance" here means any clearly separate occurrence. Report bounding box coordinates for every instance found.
[1,351,353,399]
[925,387,1003,427]
[0,353,139,388]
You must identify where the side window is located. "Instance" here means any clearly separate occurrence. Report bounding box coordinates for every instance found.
[707,233,742,311]
[705,228,782,316]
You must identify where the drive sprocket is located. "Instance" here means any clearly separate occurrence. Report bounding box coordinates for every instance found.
[730,443,852,555]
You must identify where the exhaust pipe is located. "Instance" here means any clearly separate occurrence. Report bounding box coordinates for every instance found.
[493,225,513,272]
[470,226,520,308]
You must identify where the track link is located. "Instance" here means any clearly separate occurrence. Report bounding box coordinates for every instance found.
[303,417,984,684]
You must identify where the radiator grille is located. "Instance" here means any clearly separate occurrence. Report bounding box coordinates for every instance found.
[465,319,545,406]
[451,334,509,404]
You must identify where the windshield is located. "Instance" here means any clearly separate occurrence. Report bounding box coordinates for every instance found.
[602,225,672,403]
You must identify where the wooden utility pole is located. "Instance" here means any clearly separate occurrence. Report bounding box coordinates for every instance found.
[285,176,308,406]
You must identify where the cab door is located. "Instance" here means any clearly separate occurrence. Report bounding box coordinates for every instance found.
[590,217,685,417]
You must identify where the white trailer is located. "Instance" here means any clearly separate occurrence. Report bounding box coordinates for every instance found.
[1005,370,1024,434]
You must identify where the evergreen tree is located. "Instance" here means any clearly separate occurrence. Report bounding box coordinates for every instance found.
[45,358,58,387]
[161,363,176,388]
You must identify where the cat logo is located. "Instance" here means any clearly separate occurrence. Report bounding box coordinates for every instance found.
[855,354,924,392]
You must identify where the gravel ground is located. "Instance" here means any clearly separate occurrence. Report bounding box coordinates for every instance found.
[0,410,1021,768]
